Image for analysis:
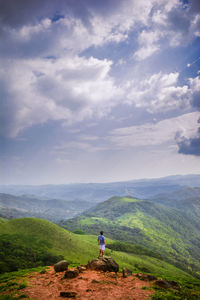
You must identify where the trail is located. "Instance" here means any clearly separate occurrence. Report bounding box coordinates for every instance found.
[17,266,154,299]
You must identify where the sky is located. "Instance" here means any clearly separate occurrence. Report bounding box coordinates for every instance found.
[0,0,200,184]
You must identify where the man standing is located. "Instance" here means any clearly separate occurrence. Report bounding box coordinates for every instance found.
[98,231,106,257]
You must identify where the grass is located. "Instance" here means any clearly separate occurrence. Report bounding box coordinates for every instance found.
[120,197,140,203]
[152,286,200,300]
[0,266,48,299]
[0,217,197,283]
[61,196,200,278]
[0,217,199,299]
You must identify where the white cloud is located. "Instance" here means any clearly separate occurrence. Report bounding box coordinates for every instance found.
[1,0,200,139]
[0,0,155,59]
[0,56,122,138]
[133,30,162,60]
[108,112,199,148]
[189,75,200,92]
[125,72,191,113]
[133,0,200,60]
[54,140,108,153]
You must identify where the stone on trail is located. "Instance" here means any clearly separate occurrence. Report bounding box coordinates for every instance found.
[64,269,79,279]
[60,291,77,298]
[136,273,157,281]
[54,260,69,272]
[77,266,87,272]
[87,256,119,273]
[122,268,132,278]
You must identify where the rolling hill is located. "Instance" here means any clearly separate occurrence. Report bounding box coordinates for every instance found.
[60,196,200,278]
[0,217,196,284]
[0,193,93,221]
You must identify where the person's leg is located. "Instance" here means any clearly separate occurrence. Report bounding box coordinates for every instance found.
[99,246,102,257]
[101,245,105,257]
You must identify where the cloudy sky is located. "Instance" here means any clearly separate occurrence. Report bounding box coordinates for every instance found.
[1,0,200,184]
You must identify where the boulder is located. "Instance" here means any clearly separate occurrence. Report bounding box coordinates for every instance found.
[87,256,119,273]
[54,260,69,272]
[122,268,132,278]
[64,269,79,279]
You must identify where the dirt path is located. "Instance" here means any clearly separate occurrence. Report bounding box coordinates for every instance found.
[17,266,154,299]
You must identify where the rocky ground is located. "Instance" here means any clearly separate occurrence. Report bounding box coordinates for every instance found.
[15,265,154,299]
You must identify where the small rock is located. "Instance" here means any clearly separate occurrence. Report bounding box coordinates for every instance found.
[108,272,118,278]
[91,279,100,283]
[136,273,157,281]
[86,289,92,292]
[79,277,88,281]
[122,268,132,278]
[60,291,77,298]
[64,269,79,279]
[54,260,69,272]
[77,266,87,272]
[155,279,172,289]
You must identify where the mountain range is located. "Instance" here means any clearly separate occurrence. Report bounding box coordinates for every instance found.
[60,194,200,278]
[0,174,199,203]
[0,193,93,221]
[0,174,200,222]
[0,174,200,280]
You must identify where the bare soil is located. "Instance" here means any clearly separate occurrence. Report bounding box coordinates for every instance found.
[17,266,154,299]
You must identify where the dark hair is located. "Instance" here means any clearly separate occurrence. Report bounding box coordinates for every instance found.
[100,231,103,235]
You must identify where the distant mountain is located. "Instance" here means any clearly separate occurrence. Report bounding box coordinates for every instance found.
[0,174,199,204]
[0,193,94,222]
[150,186,200,206]
[148,187,200,230]
[61,196,200,278]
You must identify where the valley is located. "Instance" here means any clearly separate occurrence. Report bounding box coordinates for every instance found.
[0,175,200,298]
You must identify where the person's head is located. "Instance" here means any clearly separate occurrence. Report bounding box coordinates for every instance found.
[100,231,103,235]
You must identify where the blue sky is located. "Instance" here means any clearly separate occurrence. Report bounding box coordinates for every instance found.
[0,0,200,184]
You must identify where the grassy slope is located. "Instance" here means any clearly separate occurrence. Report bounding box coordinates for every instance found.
[61,196,200,277]
[0,217,196,284]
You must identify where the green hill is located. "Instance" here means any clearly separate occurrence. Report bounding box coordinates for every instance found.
[60,196,200,278]
[0,217,197,285]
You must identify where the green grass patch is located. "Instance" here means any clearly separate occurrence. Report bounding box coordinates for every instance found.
[62,196,200,279]
[152,286,200,300]
[120,197,140,202]
[0,217,199,295]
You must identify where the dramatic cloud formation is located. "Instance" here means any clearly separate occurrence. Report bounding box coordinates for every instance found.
[125,72,192,113]
[176,127,200,156]
[109,112,199,148]
[0,56,122,137]
[176,76,200,156]
[1,0,200,184]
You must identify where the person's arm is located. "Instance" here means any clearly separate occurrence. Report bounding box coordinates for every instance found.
[97,236,100,245]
